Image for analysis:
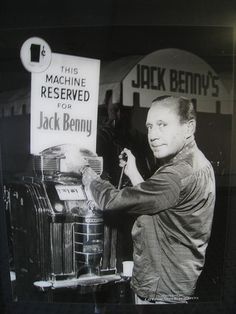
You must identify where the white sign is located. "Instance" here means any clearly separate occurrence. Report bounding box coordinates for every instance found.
[123,49,232,114]
[30,52,100,154]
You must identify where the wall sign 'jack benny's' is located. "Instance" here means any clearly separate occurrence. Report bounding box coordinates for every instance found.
[121,48,231,114]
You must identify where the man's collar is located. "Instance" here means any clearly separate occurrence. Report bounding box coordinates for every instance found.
[172,136,196,163]
[160,136,196,165]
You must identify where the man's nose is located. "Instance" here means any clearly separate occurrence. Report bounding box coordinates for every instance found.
[149,128,160,141]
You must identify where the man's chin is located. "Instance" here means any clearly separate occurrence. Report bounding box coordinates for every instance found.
[153,151,166,159]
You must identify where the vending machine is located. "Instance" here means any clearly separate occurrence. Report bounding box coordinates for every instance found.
[4,147,127,302]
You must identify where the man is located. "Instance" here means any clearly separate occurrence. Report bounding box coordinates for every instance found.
[54,96,216,304]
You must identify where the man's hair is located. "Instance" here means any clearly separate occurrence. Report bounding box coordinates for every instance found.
[152,95,196,124]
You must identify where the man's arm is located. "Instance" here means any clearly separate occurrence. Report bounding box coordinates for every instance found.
[82,166,181,215]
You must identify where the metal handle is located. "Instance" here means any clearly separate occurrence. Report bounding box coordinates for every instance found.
[117,166,125,190]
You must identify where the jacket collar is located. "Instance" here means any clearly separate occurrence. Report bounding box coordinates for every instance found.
[159,136,196,166]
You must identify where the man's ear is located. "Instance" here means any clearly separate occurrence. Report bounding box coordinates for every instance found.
[185,119,196,138]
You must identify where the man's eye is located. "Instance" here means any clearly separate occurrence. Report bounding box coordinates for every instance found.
[158,122,166,128]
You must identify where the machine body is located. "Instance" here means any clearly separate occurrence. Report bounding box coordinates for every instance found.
[4,150,121,300]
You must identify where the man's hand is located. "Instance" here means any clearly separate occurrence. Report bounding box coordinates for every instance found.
[82,166,99,187]
[119,148,135,178]
[119,148,144,186]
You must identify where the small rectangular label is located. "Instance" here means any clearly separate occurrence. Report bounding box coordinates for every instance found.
[55,185,86,200]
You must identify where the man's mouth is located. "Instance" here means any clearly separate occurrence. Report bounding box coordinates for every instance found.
[151,143,166,149]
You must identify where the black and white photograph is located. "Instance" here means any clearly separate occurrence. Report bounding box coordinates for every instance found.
[0,2,236,314]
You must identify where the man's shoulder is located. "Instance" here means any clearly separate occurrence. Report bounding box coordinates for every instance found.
[162,161,192,180]
[185,146,212,172]
[154,161,190,184]
[160,148,212,179]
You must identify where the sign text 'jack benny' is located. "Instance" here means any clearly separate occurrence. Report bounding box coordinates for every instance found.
[26,39,100,155]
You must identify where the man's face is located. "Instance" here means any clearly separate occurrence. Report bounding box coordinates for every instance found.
[146,101,189,159]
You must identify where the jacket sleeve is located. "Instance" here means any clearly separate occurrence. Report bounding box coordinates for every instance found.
[89,167,181,215]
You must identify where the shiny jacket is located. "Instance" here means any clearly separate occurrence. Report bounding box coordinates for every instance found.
[89,139,215,301]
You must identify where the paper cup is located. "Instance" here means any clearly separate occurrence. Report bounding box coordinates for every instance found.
[122,261,134,277]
